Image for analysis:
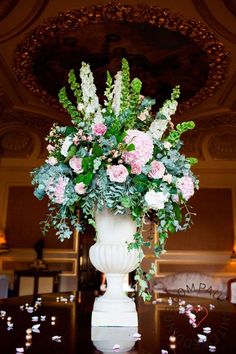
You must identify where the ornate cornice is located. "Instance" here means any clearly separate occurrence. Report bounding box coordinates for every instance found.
[193,0,236,44]
[0,109,52,158]
[13,2,229,113]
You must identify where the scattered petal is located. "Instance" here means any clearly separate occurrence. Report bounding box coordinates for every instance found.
[40,315,46,321]
[197,334,207,342]
[16,348,24,353]
[32,324,41,333]
[52,336,62,342]
[209,304,215,310]
[203,327,211,334]
[31,316,39,322]
[209,345,216,352]
[27,307,34,313]
[161,350,168,354]
[112,344,120,351]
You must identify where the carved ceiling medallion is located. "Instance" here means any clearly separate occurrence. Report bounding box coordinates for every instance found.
[14,2,229,113]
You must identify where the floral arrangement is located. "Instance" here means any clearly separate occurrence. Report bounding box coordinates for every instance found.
[32,59,199,299]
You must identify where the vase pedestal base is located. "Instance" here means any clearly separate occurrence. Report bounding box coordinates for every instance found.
[91,296,138,327]
[91,326,138,352]
[92,310,138,327]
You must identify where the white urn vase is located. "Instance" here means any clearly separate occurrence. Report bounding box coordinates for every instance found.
[89,208,140,327]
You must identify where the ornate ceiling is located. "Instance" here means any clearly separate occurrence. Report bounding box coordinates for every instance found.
[0,0,236,162]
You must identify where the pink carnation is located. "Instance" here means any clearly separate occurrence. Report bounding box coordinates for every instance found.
[92,123,107,136]
[148,160,165,179]
[177,176,195,201]
[131,162,142,175]
[122,130,153,167]
[69,157,83,174]
[74,182,87,195]
[107,165,129,183]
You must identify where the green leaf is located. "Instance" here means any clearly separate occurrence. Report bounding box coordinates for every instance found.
[127,143,135,151]
[65,127,77,136]
[75,175,85,183]
[173,203,182,222]
[84,172,94,185]
[92,143,103,157]
[116,131,127,143]
[82,157,94,173]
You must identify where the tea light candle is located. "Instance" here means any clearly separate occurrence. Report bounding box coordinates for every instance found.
[7,316,12,322]
[51,316,56,321]
[26,328,32,334]
[170,343,176,350]
[169,334,176,343]
[25,334,32,341]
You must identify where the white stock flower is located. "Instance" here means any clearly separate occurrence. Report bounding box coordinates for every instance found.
[144,190,169,210]
[149,119,168,140]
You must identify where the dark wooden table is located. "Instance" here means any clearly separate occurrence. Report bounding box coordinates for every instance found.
[0,291,236,353]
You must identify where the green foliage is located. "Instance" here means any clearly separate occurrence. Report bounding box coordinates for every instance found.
[58,87,81,123]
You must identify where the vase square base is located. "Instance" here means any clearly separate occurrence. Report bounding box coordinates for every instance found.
[91,310,138,327]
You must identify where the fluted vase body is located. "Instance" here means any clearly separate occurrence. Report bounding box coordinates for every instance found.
[89,208,139,327]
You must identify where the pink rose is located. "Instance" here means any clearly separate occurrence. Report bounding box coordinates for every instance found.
[92,123,107,136]
[131,162,142,175]
[74,182,87,195]
[177,176,195,200]
[148,160,165,179]
[69,157,83,174]
[107,165,129,183]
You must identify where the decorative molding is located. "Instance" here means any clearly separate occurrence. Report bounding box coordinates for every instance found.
[0,0,49,43]
[208,132,236,160]
[193,0,236,43]
[223,0,236,17]
[13,2,229,113]
[0,0,19,21]
[0,108,52,158]
[0,128,33,158]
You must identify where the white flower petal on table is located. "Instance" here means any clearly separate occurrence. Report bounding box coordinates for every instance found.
[31,316,38,322]
[32,324,41,333]
[16,348,24,353]
[112,344,120,351]
[52,336,62,343]
[161,350,168,354]
[209,345,216,352]
[203,327,211,334]
[197,334,207,342]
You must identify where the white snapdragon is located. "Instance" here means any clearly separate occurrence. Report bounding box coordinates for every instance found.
[112,71,122,116]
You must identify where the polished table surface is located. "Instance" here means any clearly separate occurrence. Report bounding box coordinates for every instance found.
[0,291,236,354]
